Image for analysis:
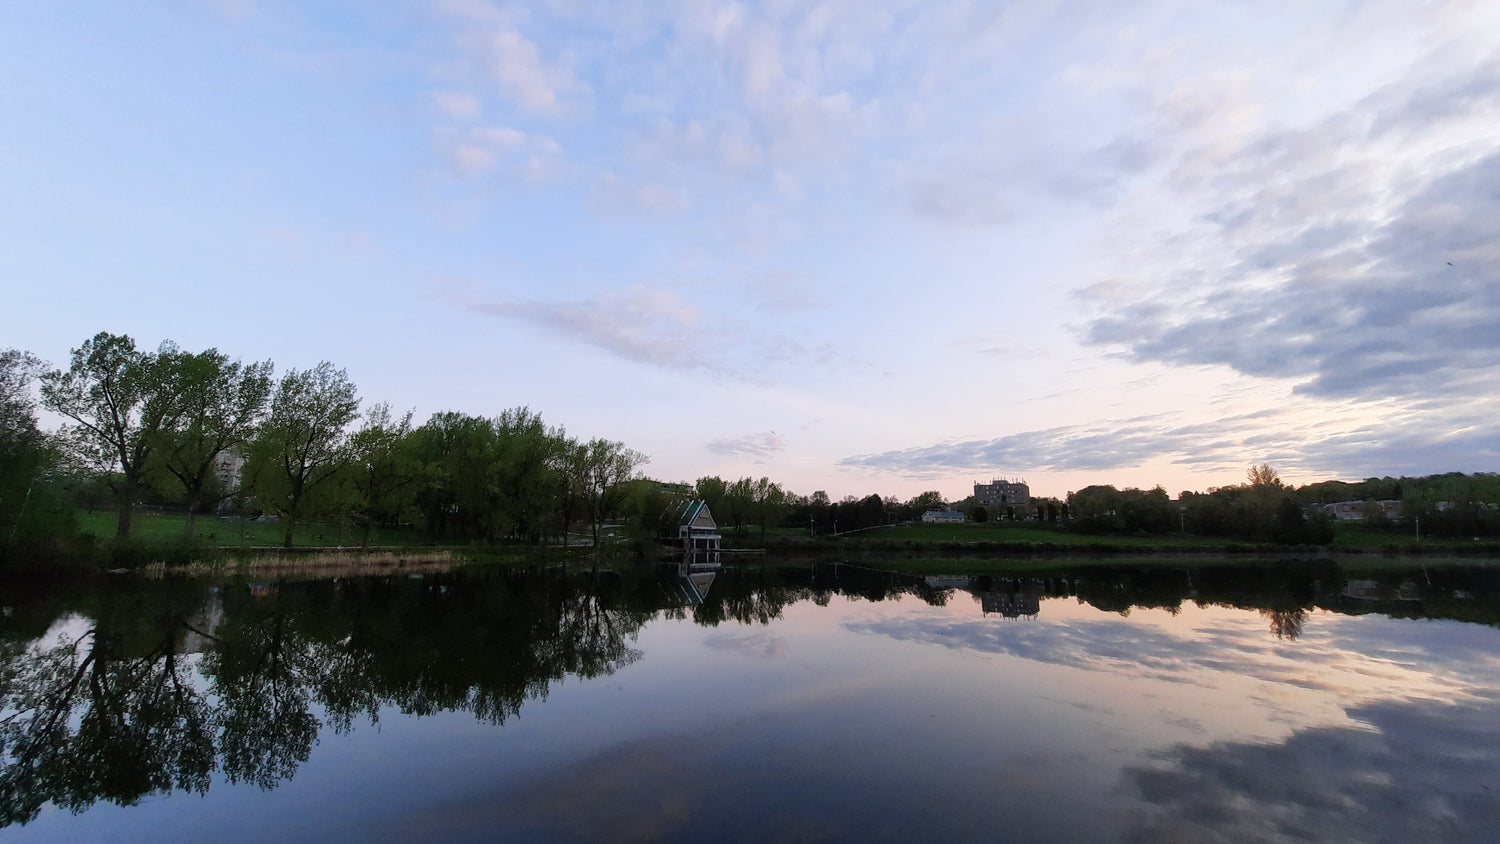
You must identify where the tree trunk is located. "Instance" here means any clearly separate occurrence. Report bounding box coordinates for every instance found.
[283,522,294,549]
[116,501,133,540]
[115,475,137,539]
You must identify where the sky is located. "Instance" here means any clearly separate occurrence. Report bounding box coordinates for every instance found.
[2,0,1498,502]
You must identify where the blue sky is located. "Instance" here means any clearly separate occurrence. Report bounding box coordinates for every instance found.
[3,1,1498,500]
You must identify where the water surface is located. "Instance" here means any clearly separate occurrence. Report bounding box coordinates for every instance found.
[3,560,1498,841]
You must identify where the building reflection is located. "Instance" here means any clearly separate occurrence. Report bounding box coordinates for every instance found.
[980,590,1041,619]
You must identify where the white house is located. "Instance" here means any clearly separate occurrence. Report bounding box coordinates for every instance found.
[922,510,965,523]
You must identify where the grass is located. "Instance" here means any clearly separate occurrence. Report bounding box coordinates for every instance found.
[854,521,1228,547]
[75,509,437,549]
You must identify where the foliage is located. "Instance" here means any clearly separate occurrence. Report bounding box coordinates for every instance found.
[1067,485,1176,535]
[40,333,191,539]
[243,362,360,548]
[1,349,79,560]
[152,348,273,538]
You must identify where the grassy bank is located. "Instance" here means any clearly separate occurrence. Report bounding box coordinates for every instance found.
[722,521,1500,557]
[75,510,444,549]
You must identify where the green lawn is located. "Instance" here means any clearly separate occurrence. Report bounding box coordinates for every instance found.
[1329,526,1427,548]
[75,509,435,548]
[854,521,1228,546]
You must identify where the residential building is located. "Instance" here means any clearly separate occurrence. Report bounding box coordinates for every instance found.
[974,478,1030,507]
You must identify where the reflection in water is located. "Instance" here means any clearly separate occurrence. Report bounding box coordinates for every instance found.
[1,559,1498,834]
[1126,691,1500,841]
[1262,608,1306,640]
[0,567,655,826]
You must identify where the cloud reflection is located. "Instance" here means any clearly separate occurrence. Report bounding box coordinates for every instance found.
[845,603,1500,709]
[1125,693,1500,842]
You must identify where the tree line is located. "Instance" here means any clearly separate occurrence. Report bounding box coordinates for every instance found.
[3,332,649,554]
[1067,464,1500,542]
[6,334,1497,560]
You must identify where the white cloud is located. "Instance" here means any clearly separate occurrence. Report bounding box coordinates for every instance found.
[583,173,688,215]
[483,28,584,116]
[431,90,482,121]
[705,431,787,461]
[435,124,563,182]
[456,284,707,371]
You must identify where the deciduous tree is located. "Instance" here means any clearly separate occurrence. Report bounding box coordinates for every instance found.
[154,349,273,538]
[40,333,187,539]
[246,362,359,548]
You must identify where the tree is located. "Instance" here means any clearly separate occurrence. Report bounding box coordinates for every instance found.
[2,349,72,552]
[345,403,417,546]
[40,333,187,539]
[694,476,728,521]
[1248,463,1282,489]
[154,349,273,538]
[245,363,359,548]
[906,490,946,519]
[750,477,788,540]
[580,439,647,548]
[722,477,755,535]
[489,408,563,543]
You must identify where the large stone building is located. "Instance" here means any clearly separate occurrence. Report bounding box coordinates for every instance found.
[974,478,1030,507]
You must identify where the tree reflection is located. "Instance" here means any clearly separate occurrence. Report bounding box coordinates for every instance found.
[3,559,1498,826]
[0,622,214,826]
[1263,608,1307,640]
[0,568,658,827]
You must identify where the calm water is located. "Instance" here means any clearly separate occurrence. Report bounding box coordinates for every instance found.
[2,560,1499,842]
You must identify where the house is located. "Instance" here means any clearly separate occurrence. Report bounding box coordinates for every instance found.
[674,499,722,551]
[921,510,965,523]
[1321,500,1404,521]
[974,478,1030,507]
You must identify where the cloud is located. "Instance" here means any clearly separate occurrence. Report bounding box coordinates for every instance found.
[837,411,1266,478]
[435,124,563,181]
[481,27,585,116]
[1082,59,1500,403]
[454,284,711,371]
[431,90,482,121]
[837,399,1500,481]
[705,431,786,461]
[583,173,689,216]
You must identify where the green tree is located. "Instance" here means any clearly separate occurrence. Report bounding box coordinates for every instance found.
[750,477,788,540]
[40,333,187,539]
[722,477,755,535]
[245,362,359,548]
[580,438,647,548]
[490,408,563,543]
[345,403,417,546]
[906,490,946,519]
[694,476,729,522]
[154,349,273,538]
[2,349,74,553]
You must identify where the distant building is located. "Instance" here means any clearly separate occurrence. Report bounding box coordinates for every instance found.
[1321,500,1404,521]
[214,451,246,489]
[974,478,1030,507]
[921,510,965,523]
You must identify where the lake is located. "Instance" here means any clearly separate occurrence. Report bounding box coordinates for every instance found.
[3,559,1499,841]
